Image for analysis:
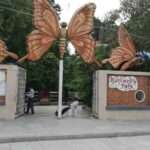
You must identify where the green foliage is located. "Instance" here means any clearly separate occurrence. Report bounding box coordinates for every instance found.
[0,0,32,55]
[63,55,94,106]
[95,44,113,70]
[93,16,118,70]
[23,52,59,90]
[96,44,109,60]
[121,0,150,51]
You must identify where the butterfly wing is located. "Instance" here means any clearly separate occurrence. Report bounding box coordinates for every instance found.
[102,47,131,68]
[102,25,137,70]
[68,3,95,39]
[118,24,136,55]
[0,40,8,62]
[18,0,60,62]
[26,30,56,61]
[33,0,60,37]
[121,57,141,70]
[0,40,18,62]
[67,3,100,65]
[71,35,96,64]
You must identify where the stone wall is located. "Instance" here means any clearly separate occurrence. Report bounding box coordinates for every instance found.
[0,65,26,119]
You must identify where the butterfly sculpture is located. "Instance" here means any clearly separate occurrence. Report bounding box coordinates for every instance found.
[0,39,18,63]
[18,0,100,67]
[102,24,142,70]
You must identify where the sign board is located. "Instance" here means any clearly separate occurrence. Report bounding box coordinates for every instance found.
[109,75,138,91]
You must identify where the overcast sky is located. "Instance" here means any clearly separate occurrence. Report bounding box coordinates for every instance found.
[55,0,120,23]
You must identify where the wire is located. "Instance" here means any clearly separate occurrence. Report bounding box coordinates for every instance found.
[0,1,11,6]
[131,33,150,40]
[94,25,150,40]
[0,1,32,11]
[0,6,32,16]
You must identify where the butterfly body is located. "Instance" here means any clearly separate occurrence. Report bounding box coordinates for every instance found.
[59,23,67,59]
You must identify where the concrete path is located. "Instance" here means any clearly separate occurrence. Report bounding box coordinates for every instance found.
[1,136,150,150]
[1,106,150,144]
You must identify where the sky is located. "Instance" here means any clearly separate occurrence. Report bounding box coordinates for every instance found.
[55,0,121,23]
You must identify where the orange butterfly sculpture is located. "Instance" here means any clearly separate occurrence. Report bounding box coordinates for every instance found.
[0,39,18,63]
[18,0,101,67]
[102,24,141,70]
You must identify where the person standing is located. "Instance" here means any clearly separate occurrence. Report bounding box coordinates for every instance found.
[26,88,35,114]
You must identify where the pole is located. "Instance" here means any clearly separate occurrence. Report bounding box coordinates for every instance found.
[58,59,63,119]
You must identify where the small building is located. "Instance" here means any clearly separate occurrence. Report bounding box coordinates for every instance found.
[92,70,150,120]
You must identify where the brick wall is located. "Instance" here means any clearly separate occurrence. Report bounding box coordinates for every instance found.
[107,75,150,108]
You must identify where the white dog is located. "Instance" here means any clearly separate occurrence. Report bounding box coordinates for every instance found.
[68,101,79,117]
[55,101,79,117]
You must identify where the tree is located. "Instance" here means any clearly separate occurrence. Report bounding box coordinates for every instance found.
[0,0,32,55]
[120,0,150,71]
[120,0,150,51]
[63,54,94,106]
[93,14,118,69]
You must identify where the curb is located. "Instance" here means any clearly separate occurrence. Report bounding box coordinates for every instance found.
[0,131,150,144]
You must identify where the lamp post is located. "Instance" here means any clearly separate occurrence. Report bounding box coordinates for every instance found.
[58,22,67,119]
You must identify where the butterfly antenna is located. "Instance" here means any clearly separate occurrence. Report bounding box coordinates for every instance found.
[6,51,19,60]
[17,55,28,63]
[94,59,102,68]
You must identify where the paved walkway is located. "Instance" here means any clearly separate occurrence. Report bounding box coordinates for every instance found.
[1,106,150,144]
[1,136,150,150]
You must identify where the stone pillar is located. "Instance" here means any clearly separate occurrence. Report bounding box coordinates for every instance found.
[0,65,26,119]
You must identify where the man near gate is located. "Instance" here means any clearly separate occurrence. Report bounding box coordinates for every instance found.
[26,88,35,114]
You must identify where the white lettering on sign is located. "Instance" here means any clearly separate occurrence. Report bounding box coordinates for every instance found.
[109,76,138,91]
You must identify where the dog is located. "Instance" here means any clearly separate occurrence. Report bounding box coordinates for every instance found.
[55,106,70,117]
[69,101,79,117]
[55,101,79,117]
